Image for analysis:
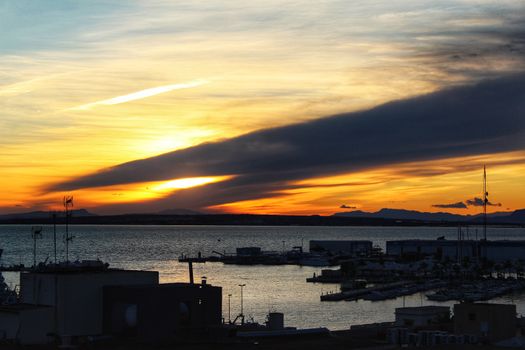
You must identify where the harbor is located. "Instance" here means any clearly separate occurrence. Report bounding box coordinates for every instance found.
[1,219,525,348]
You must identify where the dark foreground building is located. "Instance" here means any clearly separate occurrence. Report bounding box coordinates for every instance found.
[104,280,222,341]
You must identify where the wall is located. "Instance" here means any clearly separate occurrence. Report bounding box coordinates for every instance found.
[454,303,516,341]
[20,270,158,337]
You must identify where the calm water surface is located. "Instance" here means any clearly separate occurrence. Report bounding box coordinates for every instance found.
[1,225,525,330]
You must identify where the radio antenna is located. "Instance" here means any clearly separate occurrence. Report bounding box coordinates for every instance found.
[63,196,74,262]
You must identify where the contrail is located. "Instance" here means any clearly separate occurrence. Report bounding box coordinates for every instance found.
[70,79,208,110]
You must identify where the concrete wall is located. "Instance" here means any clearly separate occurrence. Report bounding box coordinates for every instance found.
[0,306,53,344]
[20,270,158,337]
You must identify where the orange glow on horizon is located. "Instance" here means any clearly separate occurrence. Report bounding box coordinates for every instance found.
[4,176,233,213]
[209,152,525,216]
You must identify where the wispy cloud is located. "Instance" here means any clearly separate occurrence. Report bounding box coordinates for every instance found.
[466,197,502,207]
[70,79,208,110]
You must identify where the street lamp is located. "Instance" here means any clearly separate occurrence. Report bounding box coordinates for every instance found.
[238,284,246,321]
[228,294,232,323]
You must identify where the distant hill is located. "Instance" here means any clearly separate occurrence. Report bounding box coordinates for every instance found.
[333,208,525,224]
[0,208,523,226]
[155,208,203,215]
[0,209,96,220]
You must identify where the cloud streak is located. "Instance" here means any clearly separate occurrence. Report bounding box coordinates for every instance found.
[70,79,208,110]
[466,197,502,207]
[50,74,525,211]
[432,202,468,209]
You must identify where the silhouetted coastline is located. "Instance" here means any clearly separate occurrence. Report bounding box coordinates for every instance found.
[1,213,523,227]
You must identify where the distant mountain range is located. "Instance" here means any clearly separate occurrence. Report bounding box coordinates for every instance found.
[1,207,523,226]
[333,208,525,224]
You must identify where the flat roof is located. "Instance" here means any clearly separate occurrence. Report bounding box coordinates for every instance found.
[396,306,450,314]
[454,302,516,308]
[22,268,158,275]
[105,282,220,290]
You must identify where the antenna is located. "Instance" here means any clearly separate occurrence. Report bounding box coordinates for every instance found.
[31,226,43,268]
[483,166,488,241]
[63,196,74,262]
[52,212,57,264]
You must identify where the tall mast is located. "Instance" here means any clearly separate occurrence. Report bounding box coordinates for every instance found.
[483,165,487,241]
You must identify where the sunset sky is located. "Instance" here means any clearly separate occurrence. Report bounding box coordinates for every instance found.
[1,0,524,215]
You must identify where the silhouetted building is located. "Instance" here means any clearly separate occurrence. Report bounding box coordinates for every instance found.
[387,239,525,262]
[310,240,372,255]
[103,279,222,341]
[454,303,516,341]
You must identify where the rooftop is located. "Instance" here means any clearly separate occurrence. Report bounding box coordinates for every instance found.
[396,306,450,315]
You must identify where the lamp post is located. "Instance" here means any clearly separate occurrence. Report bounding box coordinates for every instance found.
[228,294,232,323]
[238,284,246,322]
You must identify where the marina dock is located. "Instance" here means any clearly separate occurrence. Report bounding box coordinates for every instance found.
[321,280,446,302]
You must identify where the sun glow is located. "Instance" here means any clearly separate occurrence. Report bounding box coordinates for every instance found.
[152,176,231,191]
[78,175,233,204]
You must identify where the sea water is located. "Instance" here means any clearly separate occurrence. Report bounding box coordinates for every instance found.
[1,224,524,330]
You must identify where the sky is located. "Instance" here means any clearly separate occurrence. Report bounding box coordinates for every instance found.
[1,0,524,215]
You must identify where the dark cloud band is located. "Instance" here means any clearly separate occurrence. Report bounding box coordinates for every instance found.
[51,74,525,211]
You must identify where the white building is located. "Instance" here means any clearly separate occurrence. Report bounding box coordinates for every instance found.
[395,306,450,328]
